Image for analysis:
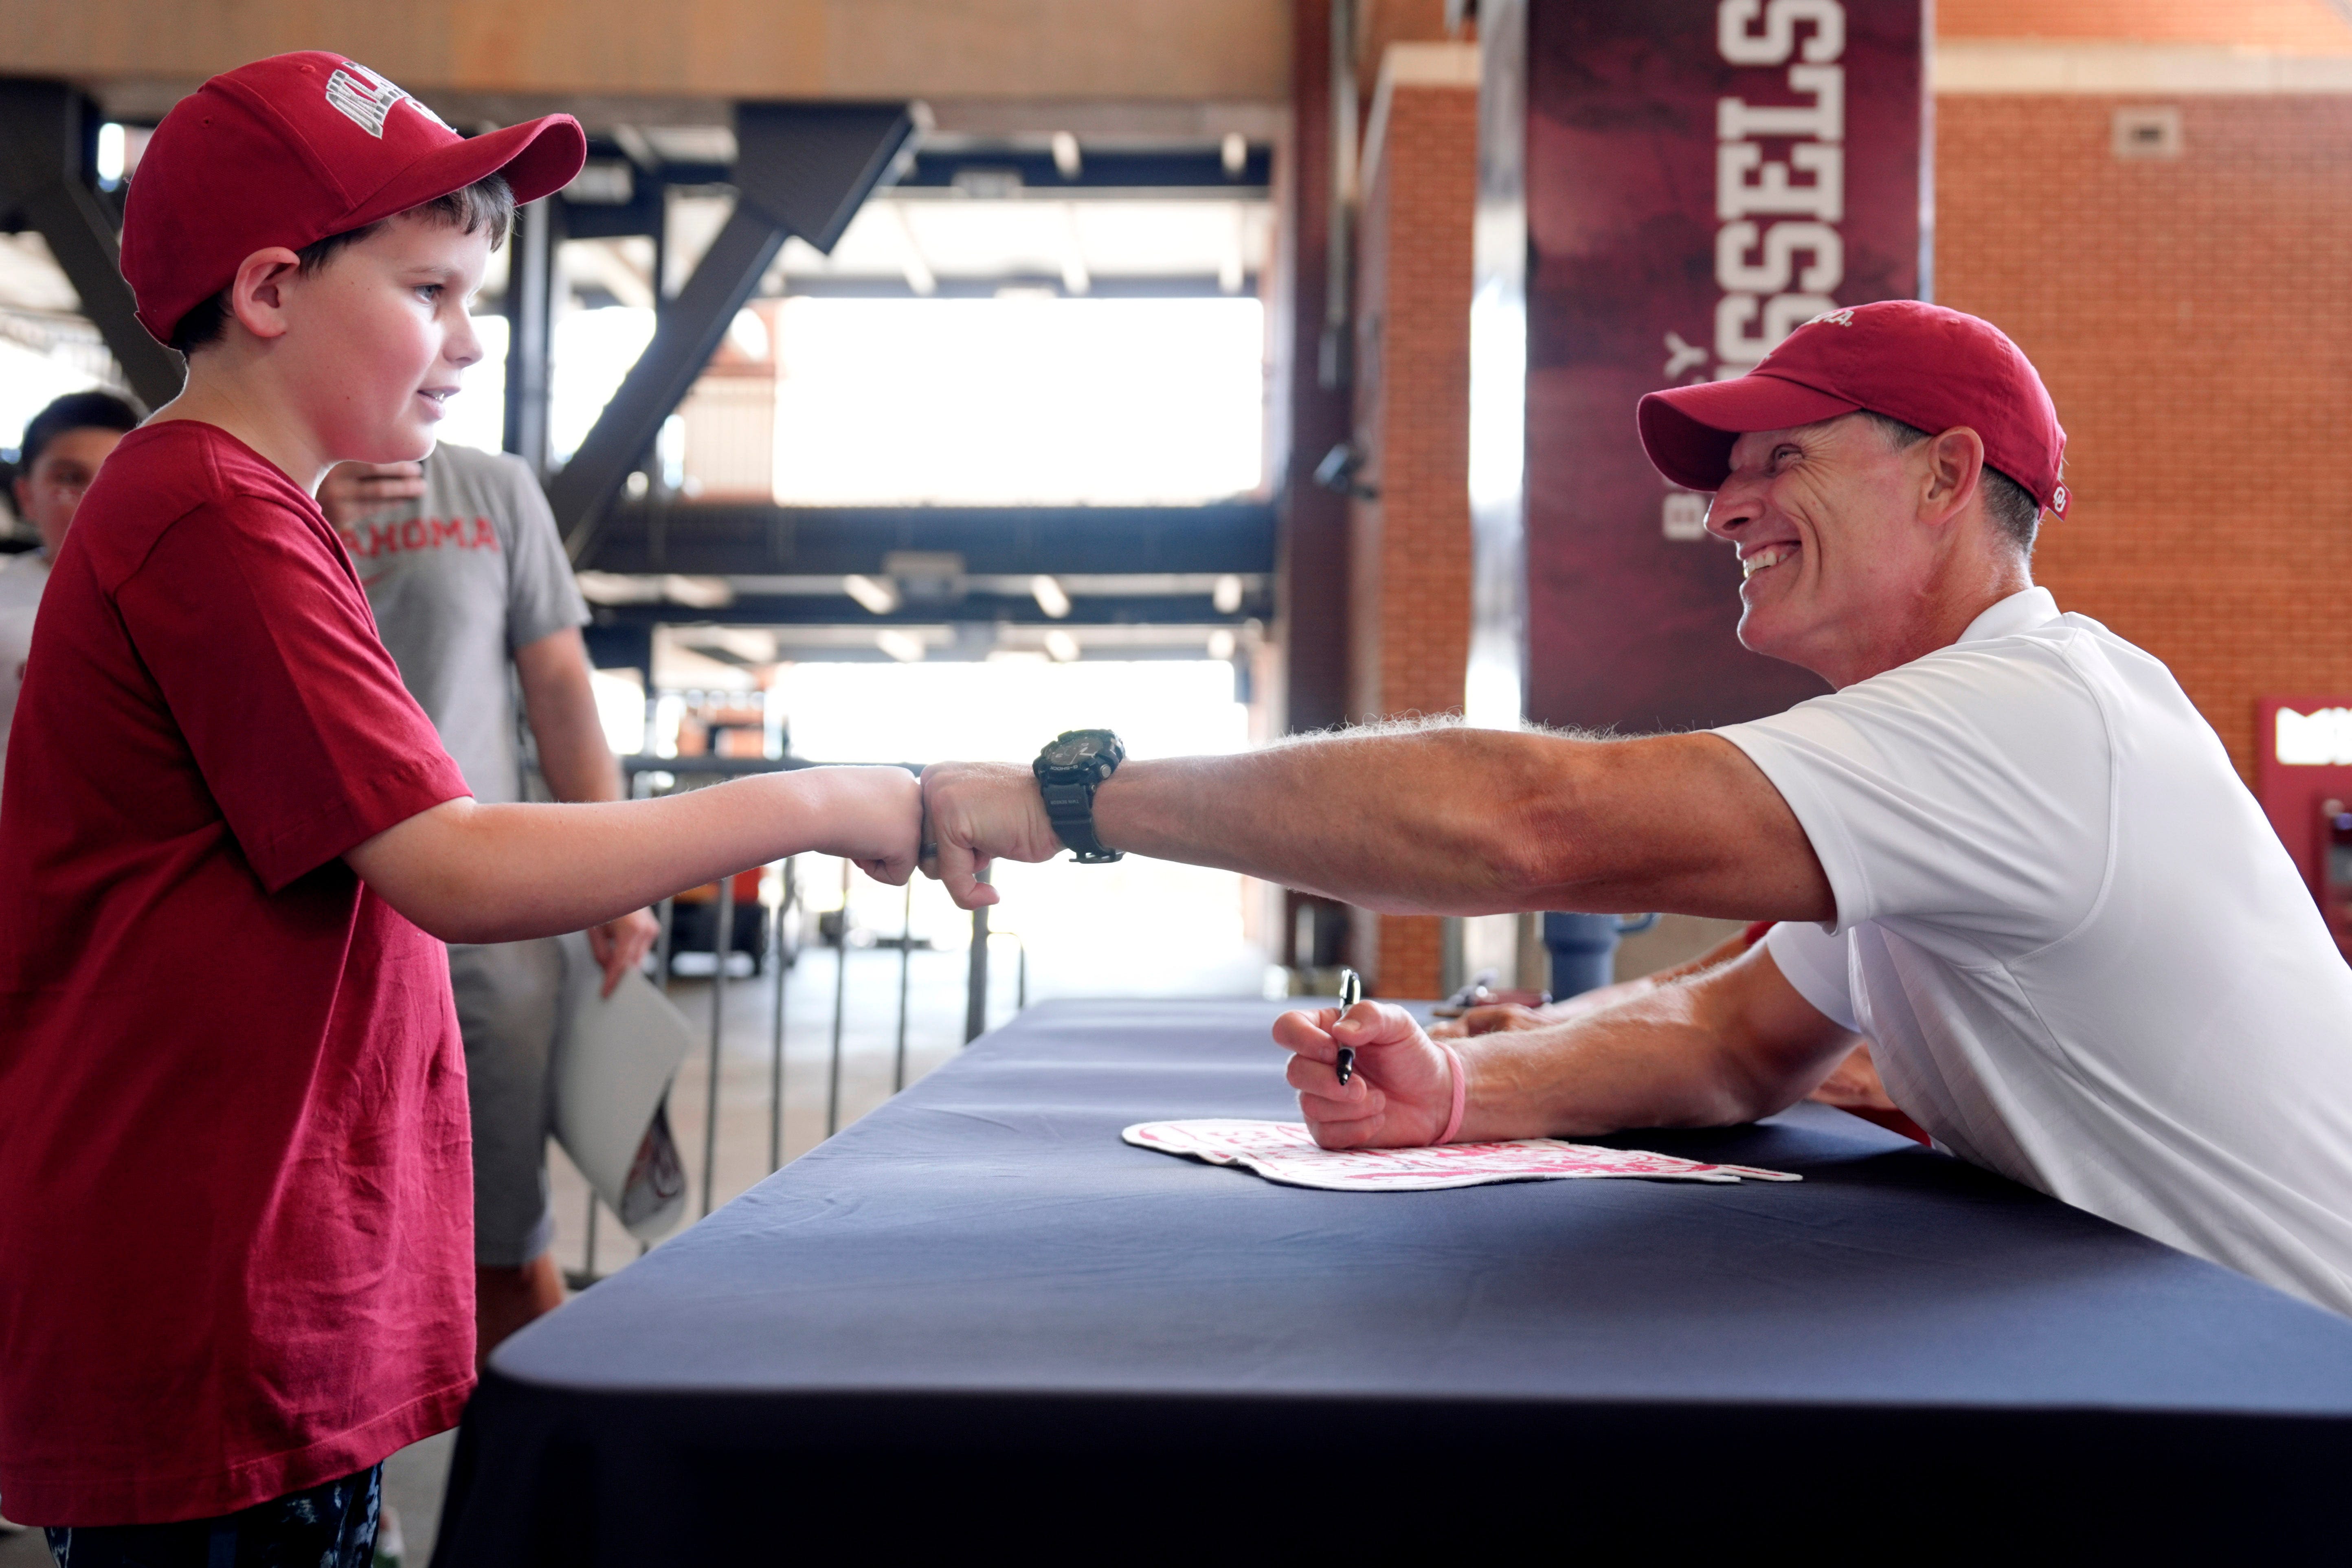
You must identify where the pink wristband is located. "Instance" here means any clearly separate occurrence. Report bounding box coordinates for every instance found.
[1437,1043,1467,1145]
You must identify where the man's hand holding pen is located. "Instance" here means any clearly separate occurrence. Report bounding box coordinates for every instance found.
[1271,999,1463,1151]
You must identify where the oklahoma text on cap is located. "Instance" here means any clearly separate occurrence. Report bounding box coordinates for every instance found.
[1636,300,2071,519]
[122,52,587,347]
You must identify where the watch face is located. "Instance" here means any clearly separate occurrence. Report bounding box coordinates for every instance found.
[1045,736,1100,768]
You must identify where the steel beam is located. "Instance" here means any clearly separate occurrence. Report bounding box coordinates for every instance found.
[552,102,916,558]
[0,79,183,410]
[591,590,1265,630]
[575,501,1278,578]
[503,197,555,477]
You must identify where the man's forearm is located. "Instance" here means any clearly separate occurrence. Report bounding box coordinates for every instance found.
[1460,988,1779,1140]
[1459,950,1856,1139]
[1089,725,1822,921]
[1090,728,1568,914]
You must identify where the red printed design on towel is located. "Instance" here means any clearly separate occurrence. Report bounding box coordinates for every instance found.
[1123,1119,1801,1192]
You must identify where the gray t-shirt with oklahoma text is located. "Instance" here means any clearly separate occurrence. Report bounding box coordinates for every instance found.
[338,441,588,806]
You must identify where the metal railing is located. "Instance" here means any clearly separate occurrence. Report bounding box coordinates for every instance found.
[574,753,1025,1283]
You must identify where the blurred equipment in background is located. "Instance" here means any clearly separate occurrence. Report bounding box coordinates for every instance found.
[1541,911,1659,1000]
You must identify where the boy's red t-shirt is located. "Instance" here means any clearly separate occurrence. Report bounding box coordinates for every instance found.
[0,422,475,1525]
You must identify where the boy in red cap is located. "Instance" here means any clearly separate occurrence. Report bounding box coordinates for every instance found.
[0,54,918,1558]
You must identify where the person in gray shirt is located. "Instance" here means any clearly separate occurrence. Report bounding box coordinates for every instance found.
[324,441,658,1363]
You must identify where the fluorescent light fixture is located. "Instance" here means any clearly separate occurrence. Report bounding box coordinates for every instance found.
[1030,574,1072,619]
[1044,628,1081,663]
[1212,573,1244,614]
[96,123,125,186]
[876,629,928,663]
[1207,628,1237,661]
[843,573,902,615]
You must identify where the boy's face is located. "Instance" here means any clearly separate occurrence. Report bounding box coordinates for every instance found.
[281,213,492,466]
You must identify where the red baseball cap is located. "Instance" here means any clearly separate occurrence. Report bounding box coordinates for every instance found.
[123,53,586,347]
[1636,300,2070,518]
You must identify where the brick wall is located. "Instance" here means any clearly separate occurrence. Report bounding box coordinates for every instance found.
[1346,58,1476,995]
[1935,93,2352,780]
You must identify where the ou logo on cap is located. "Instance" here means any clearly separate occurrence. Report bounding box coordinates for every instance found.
[324,61,448,138]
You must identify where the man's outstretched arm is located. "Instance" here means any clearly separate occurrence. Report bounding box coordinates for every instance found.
[920,723,1832,923]
[1274,941,1858,1149]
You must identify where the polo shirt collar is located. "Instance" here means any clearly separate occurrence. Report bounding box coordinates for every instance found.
[1957,586,2059,645]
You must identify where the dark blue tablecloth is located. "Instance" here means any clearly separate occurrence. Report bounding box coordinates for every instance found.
[434,999,2352,1560]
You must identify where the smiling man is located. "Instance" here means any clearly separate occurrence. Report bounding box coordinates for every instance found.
[919,300,2352,1315]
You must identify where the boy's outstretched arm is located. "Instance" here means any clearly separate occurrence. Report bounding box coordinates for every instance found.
[345,765,920,944]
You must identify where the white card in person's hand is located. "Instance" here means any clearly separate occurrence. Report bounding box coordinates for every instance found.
[1122,1118,1801,1191]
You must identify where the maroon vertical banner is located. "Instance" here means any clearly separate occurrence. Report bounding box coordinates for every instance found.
[1522,0,1924,733]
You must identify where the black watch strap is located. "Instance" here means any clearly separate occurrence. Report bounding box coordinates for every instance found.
[1041,782,1116,860]
[1033,729,1125,864]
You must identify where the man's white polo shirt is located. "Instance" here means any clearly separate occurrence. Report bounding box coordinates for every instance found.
[1717,587,2352,1315]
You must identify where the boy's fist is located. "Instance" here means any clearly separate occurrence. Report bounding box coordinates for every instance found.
[809,765,923,885]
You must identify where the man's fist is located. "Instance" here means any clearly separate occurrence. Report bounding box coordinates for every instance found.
[1271,1000,1460,1150]
[918,760,1068,909]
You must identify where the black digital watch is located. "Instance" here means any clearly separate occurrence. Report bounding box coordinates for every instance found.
[1032,729,1126,863]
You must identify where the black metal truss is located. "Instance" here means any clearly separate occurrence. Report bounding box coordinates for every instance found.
[890,143,1272,193]
[549,102,917,559]
[590,588,1266,630]
[574,501,1276,579]
[0,79,184,411]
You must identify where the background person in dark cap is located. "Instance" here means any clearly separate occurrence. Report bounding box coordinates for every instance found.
[919,301,2352,1317]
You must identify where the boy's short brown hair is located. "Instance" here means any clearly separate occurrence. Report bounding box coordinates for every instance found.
[170,174,515,356]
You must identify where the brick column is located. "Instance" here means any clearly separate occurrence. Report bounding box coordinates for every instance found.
[1347,43,1477,995]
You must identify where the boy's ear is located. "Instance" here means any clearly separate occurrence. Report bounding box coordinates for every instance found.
[226,247,305,343]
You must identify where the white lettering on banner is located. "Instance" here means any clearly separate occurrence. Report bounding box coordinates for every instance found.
[1715,220,1843,294]
[1716,290,1838,365]
[2276,707,2352,766]
[1717,65,1845,142]
[1661,1,1849,538]
[1662,491,1710,540]
[1717,0,1846,66]
[1716,141,1844,222]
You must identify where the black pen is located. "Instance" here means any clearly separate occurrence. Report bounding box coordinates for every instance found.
[1335,967,1362,1085]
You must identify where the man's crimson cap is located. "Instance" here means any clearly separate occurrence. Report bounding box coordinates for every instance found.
[122,53,586,347]
[1636,300,2071,519]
